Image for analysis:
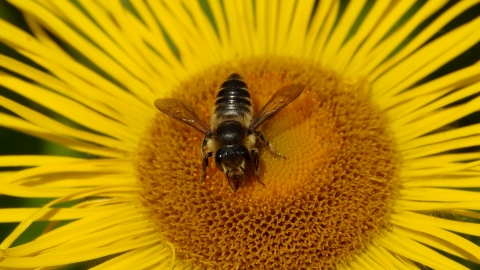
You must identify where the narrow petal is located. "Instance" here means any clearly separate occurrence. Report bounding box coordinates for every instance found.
[38,220,152,255]
[0,73,138,143]
[392,81,480,129]
[395,200,480,211]
[50,0,160,87]
[0,113,124,157]
[369,0,480,81]
[391,226,480,265]
[395,212,480,237]
[302,0,335,58]
[403,177,480,188]
[0,54,131,126]
[345,0,417,77]
[321,0,368,65]
[367,244,410,270]
[143,0,196,76]
[0,96,133,152]
[0,206,131,222]
[90,244,173,270]
[402,136,480,159]
[0,234,158,268]
[0,155,83,167]
[400,188,480,203]
[357,0,448,78]
[286,0,316,55]
[377,231,468,270]
[333,0,392,72]
[395,95,480,144]
[374,16,480,100]
[312,0,340,61]
[274,0,296,55]
[207,0,229,50]
[8,0,158,105]
[0,186,140,249]
[403,153,480,170]
[185,0,224,60]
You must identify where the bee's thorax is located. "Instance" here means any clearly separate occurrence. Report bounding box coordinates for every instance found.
[215,120,245,145]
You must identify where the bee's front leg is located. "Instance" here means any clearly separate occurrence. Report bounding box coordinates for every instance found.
[251,148,265,186]
[201,152,213,181]
[255,130,285,158]
[201,133,212,155]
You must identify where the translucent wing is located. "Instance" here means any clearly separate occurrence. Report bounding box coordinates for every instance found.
[154,98,211,134]
[249,84,305,130]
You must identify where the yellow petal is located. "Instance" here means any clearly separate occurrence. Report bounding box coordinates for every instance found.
[391,226,480,265]
[0,234,158,268]
[1,159,132,184]
[402,177,480,188]
[375,16,480,100]
[369,0,480,81]
[313,0,340,61]
[0,96,133,152]
[359,0,447,78]
[403,153,480,170]
[333,0,392,72]
[287,0,316,55]
[1,186,140,249]
[400,187,480,203]
[0,73,137,143]
[303,0,335,58]
[0,207,124,223]
[0,113,124,157]
[395,200,480,211]
[345,0,417,77]
[321,0,368,65]
[377,230,468,270]
[395,211,480,237]
[367,244,411,270]
[90,244,172,270]
[397,96,480,144]
[8,0,158,105]
[403,136,480,159]
[402,160,480,177]
[0,155,83,167]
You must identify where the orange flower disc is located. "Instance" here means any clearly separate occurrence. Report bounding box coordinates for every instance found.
[135,57,401,269]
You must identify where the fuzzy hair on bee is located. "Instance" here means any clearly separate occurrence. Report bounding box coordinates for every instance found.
[155,73,304,192]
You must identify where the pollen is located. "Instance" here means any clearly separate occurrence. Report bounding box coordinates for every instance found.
[135,57,401,269]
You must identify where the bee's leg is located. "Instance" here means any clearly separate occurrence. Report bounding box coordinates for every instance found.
[251,149,265,186]
[226,170,237,192]
[201,152,212,181]
[201,134,211,155]
[255,130,285,158]
[243,173,247,190]
[240,167,247,190]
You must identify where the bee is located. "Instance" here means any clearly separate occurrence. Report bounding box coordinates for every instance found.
[155,73,304,191]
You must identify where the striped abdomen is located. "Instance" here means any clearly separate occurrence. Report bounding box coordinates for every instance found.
[214,73,253,121]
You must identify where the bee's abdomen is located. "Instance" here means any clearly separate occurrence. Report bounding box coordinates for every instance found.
[215,73,252,117]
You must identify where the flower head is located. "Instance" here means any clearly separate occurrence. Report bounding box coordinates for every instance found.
[1,1,480,269]
[137,58,399,268]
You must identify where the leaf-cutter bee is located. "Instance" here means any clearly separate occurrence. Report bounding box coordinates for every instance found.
[155,73,304,192]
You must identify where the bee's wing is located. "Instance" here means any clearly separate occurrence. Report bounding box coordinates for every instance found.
[154,98,212,134]
[249,84,305,130]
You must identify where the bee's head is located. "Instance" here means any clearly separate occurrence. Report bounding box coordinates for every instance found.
[215,145,250,191]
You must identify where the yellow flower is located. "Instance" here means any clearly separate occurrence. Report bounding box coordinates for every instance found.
[1,0,480,269]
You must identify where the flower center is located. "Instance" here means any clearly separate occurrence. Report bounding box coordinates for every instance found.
[135,57,400,269]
